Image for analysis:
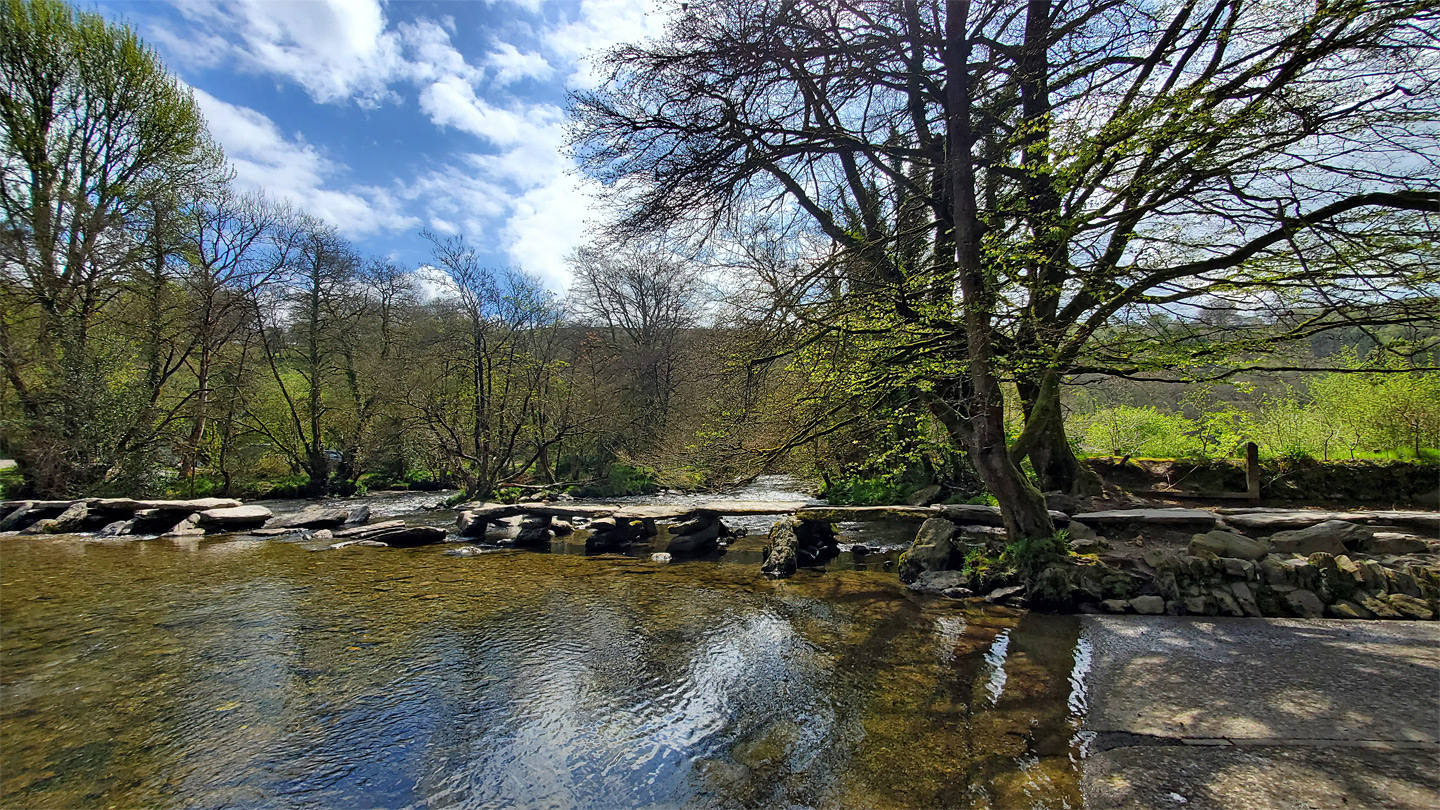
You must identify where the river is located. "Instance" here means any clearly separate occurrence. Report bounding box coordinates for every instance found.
[0,478,1091,809]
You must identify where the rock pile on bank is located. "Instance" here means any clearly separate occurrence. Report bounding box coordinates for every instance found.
[896,506,1439,620]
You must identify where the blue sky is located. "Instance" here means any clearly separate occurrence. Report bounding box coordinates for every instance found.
[88,0,670,289]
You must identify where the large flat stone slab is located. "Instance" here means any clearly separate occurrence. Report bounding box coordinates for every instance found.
[98,497,243,512]
[1073,508,1218,527]
[794,505,937,522]
[197,505,273,530]
[611,505,696,520]
[934,503,1004,525]
[694,500,810,516]
[1368,511,1440,533]
[1081,615,1440,809]
[1221,510,1378,530]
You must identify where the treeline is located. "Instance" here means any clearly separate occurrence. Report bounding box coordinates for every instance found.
[0,0,783,499]
[5,0,1440,524]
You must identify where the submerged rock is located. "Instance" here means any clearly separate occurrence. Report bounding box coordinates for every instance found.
[907,570,972,597]
[329,539,389,550]
[444,545,492,557]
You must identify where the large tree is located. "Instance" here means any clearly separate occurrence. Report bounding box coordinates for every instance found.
[572,0,1440,540]
[0,0,221,494]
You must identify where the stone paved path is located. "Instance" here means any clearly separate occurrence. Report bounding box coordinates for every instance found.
[1082,616,1440,809]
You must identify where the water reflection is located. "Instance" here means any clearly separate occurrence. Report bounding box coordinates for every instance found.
[2,538,1086,809]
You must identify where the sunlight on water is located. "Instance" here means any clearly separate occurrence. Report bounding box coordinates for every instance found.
[984,630,1012,706]
[1,534,1087,809]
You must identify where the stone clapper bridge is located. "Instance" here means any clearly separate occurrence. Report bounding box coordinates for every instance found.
[446,499,1075,560]
[4,496,1437,618]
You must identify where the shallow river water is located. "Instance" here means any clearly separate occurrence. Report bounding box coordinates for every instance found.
[1,484,1091,809]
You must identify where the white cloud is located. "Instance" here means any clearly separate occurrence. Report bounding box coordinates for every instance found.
[397,18,485,85]
[167,0,407,107]
[418,75,565,148]
[193,88,416,236]
[144,0,680,289]
[486,40,553,86]
[502,171,598,290]
[543,0,667,89]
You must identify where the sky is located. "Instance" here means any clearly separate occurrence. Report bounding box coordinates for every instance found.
[89,0,671,290]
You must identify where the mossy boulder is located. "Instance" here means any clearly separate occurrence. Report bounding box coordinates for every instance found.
[897,518,958,584]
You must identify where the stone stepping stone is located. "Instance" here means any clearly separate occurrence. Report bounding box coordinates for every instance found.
[1072,508,1217,527]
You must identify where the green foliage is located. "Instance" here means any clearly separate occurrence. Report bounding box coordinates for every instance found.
[1077,406,1201,458]
[1002,530,1072,578]
[821,474,912,506]
[571,463,660,498]
[1074,363,1440,462]
[494,486,525,503]
[958,545,991,581]
[0,466,24,499]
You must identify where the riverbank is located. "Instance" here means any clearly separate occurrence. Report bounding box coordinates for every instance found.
[1081,615,1440,809]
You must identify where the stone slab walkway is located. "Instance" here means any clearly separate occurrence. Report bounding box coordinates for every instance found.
[1081,615,1440,809]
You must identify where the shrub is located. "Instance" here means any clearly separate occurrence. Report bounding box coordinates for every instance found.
[1079,406,1201,457]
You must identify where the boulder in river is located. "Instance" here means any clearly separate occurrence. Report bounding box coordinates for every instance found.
[329,539,389,550]
[585,517,646,552]
[97,520,134,537]
[164,514,205,538]
[666,515,732,555]
[0,501,36,532]
[358,524,447,548]
[515,525,555,547]
[454,510,488,537]
[761,517,800,579]
[898,518,958,584]
[49,502,89,533]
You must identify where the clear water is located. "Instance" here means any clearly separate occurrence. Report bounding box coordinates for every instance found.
[0,480,1089,809]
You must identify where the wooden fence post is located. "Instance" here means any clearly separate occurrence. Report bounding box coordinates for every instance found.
[1245,442,1261,500]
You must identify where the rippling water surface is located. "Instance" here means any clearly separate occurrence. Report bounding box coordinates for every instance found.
[2,492,1088,809]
